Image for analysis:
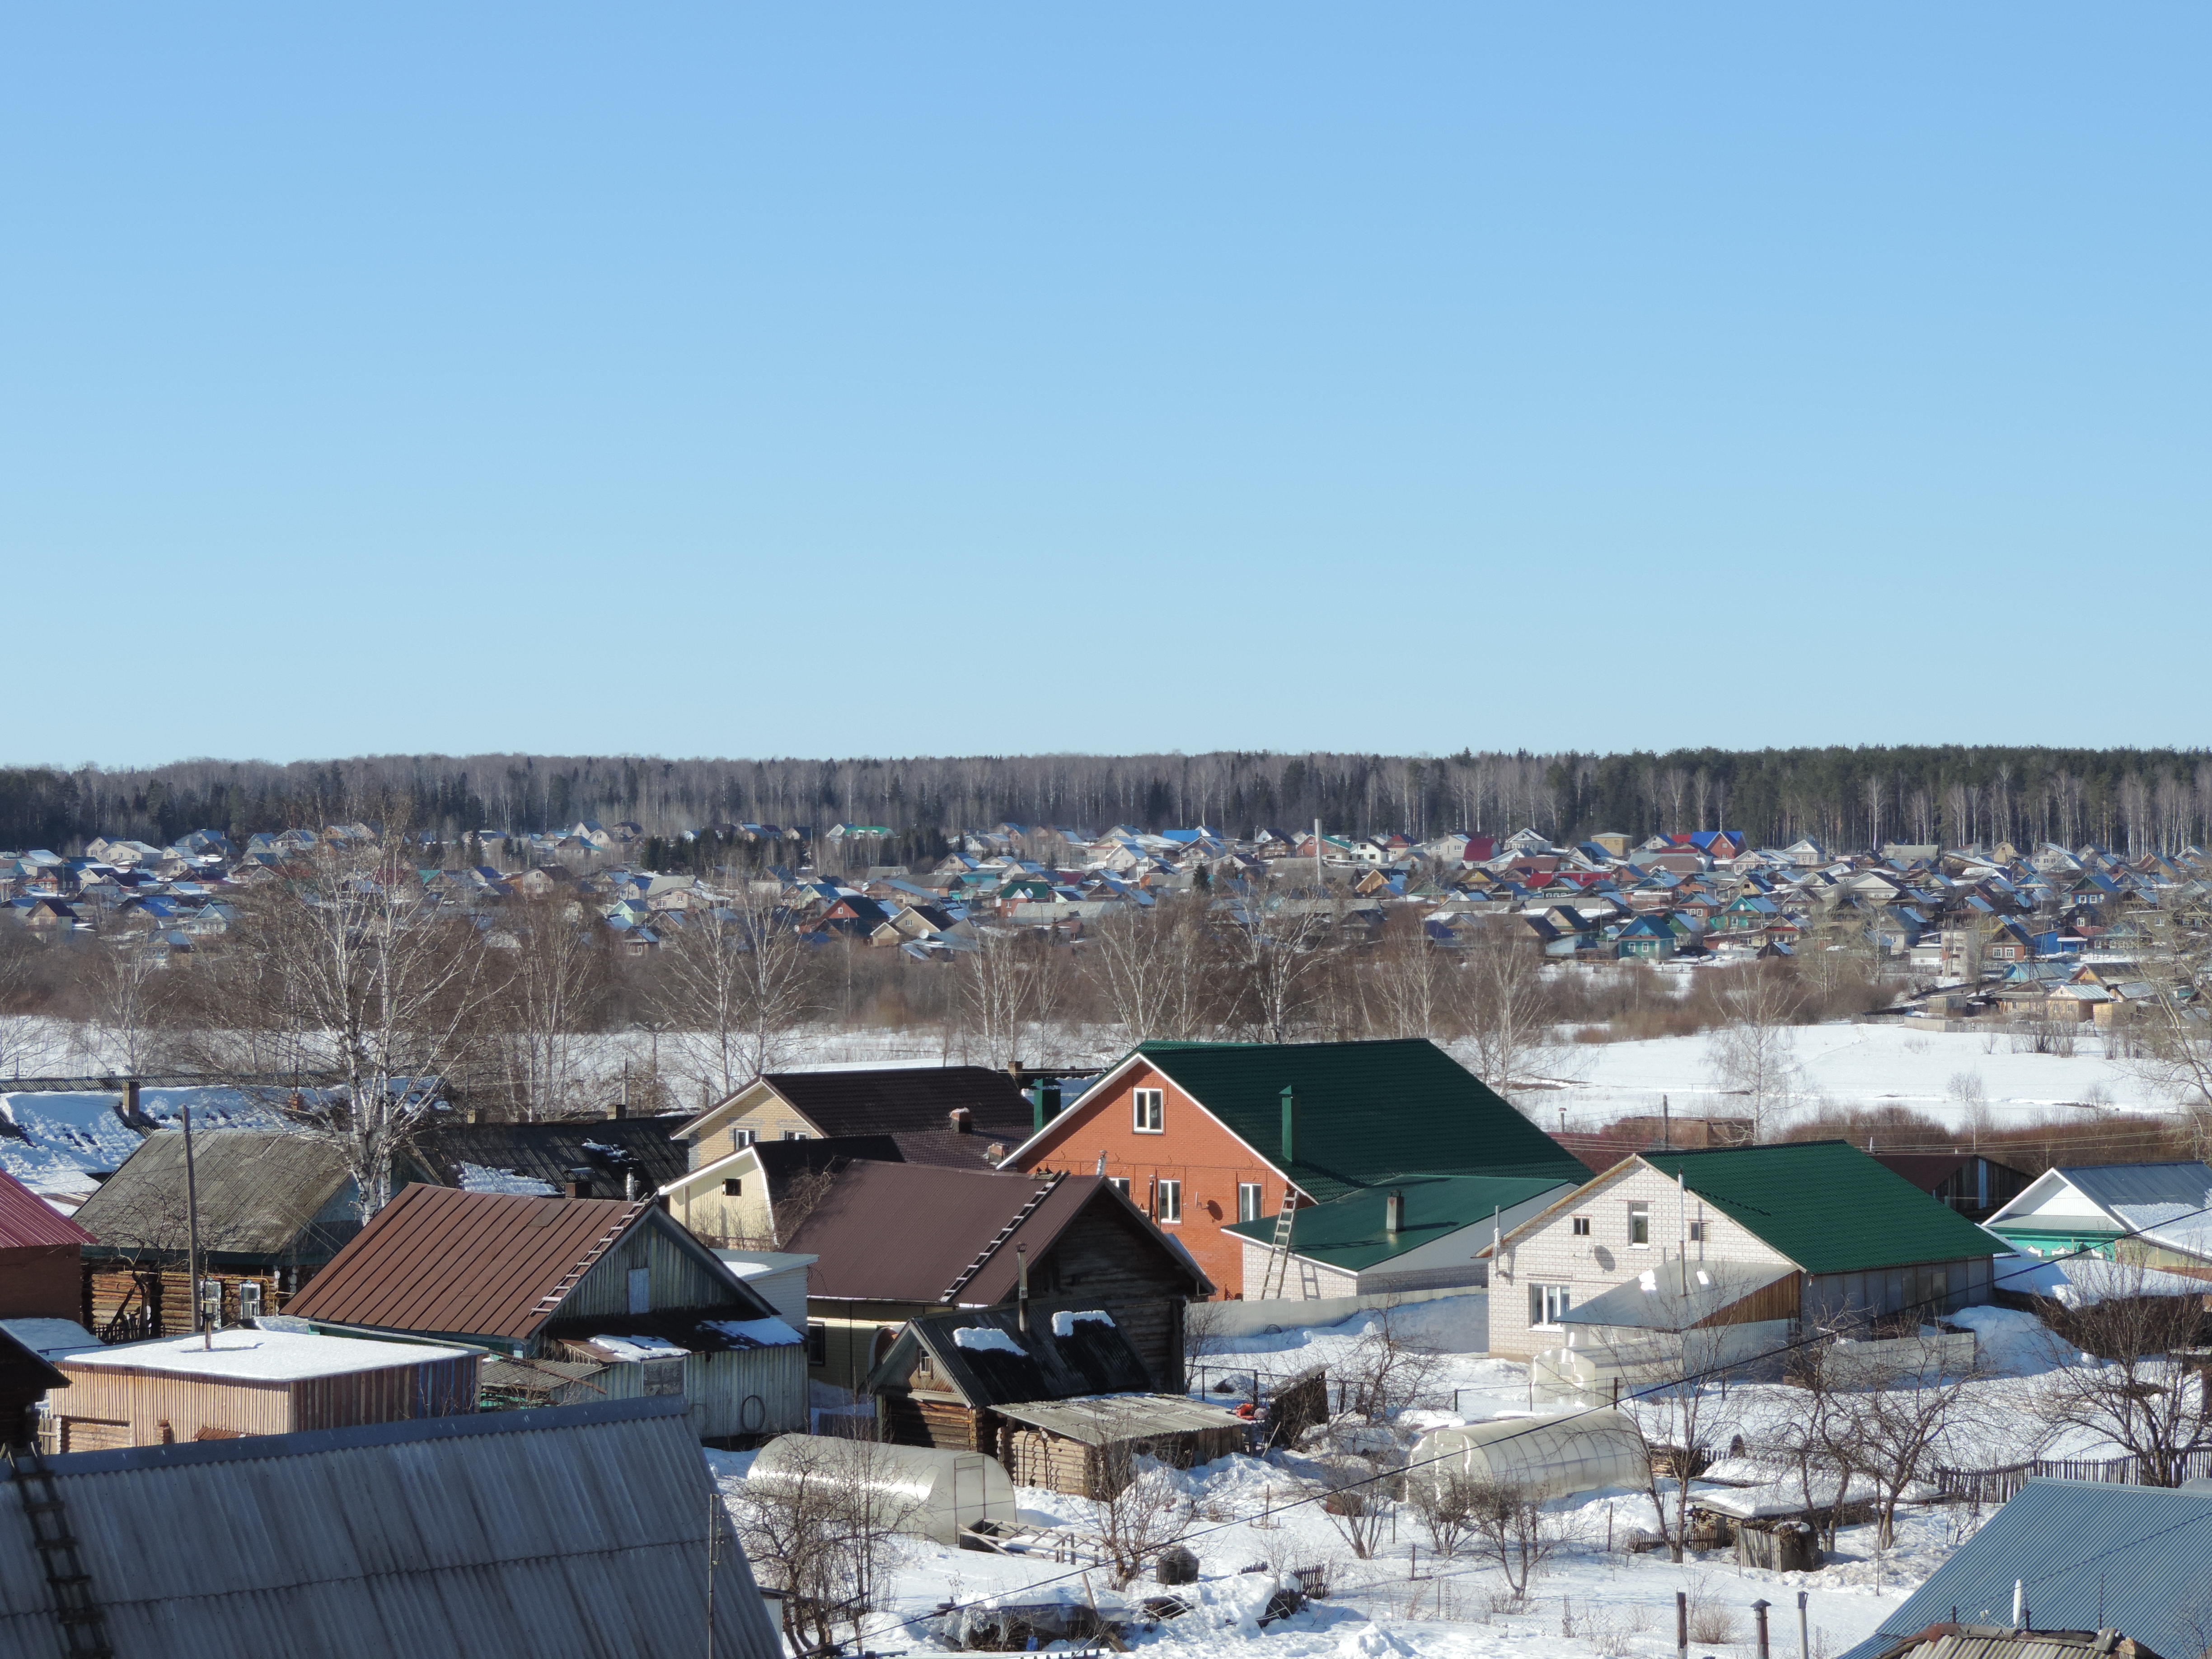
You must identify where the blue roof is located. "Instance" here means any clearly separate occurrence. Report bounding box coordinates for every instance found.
[1837,1480,2212,1659]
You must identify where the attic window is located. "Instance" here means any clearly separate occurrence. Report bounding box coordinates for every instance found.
[723,1178,742,1197]
[732,1128,758,1148]
[1688,1221,1707,1242]
[1571,1216,1591,1237]
[1627,1202,1650,1247]
[1133,1089,1164,1134]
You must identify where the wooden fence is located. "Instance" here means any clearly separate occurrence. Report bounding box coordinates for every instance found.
[1935,1447,2212,1504]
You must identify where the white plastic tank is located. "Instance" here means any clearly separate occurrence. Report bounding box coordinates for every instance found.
[746,1434,1016,1546]
[1409,1410,1646,1501]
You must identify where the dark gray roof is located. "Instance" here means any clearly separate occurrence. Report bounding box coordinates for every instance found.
[0,1397,779,1659]
[760,1066,1034,1140]
[1839,1480,2212,1659]
[72,1129,357,1261]
[412,1114,693,1195]
[873,1303,1155,1408]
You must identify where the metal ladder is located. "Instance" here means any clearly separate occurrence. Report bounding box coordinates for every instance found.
[7,1442,113,1659]
[941,1172,1065,1303]
[1256,1186,1300,1300]
[527,1199,649,1317]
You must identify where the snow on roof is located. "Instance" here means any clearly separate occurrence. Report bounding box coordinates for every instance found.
[456,1163,560,1196]
[0,1318,101,1360]
[588,1334,686,1362]
[702,1317,800,1348]
[951,1325,1025,1355]
[57,1329,465,1382]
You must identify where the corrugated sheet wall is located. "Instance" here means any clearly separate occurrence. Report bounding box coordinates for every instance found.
[558,1221,734,1324]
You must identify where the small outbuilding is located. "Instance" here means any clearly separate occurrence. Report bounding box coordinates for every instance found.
[867,1305,1246,1497]
[46,1327,480,1451]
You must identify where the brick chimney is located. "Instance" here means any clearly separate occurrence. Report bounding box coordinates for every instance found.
[949,1107,973,1135]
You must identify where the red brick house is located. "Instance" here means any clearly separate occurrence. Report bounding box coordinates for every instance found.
[1002,1039,1589,1298]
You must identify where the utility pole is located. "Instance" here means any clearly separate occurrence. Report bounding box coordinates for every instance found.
[1315,817,1324,892]
[181,1096,208,1350]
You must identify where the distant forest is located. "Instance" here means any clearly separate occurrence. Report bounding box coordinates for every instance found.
[5,747,2211,858]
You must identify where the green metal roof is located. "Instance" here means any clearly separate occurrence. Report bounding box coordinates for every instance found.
[1225,1172,1578,1270]
[1135,1038,1591,1203]
[1639,1141,2000,1275]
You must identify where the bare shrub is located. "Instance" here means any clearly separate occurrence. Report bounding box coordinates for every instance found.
[1083,1443,1198,1589]
[734,1436,923,1654]
[2034,1267,2212,1486]
[1462,1477,1563,1596]
[1342,1301,1445,1424]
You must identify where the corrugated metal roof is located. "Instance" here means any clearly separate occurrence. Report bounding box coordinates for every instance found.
[880,1304,1157,1407]
[0,1163,94,1249]
[1838,1480,2212,1659]
[1222,1172,1577,1271]
[1867,1630,2159,1659]
[73,1129,354,1258]
[0,1397,780,1659]
[2058,1162,2212,1218]
[1641,1142,2003,1275]
[785,1161,1056,1303]
[996,1393,1248,1445]
[285,1185,767,1342]
[1128,1039,1592,1202]
[411,1114,692,1195]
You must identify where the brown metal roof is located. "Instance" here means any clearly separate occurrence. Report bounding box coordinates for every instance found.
[785,1164,1204,1306]
[760,1066,1033,1141]
[784,1162,1054,1304]
[285,1184,650,1342]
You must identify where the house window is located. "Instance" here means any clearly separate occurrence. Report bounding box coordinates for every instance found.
[1109,1177,1131,1197]
[1238,1182,1264,1223]
[1571,1216,1591,1237]
[732,1128,758,1148]
[1688,1221,1707,1242]
[784,1129,809,1141]
[723,1178,742,1197]
[805,1322,827,1366]
[1628,1202,1650,1247]
[1158,1180,1181,1223]
[1528,1284,1572,1328]
[1133,1088,1165,1134]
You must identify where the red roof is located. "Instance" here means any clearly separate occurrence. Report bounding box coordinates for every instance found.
[0,1167,94,1250]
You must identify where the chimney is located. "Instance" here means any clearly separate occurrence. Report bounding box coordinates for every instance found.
[1279,1086,1297,1165]
[1016,1243,1030,1334]
[1007,1059,1023,1086]
[949,1107,973,1135]
[1385,1190,1404,1237]
[122,1078,141,1124]
[565,1168,594,1199]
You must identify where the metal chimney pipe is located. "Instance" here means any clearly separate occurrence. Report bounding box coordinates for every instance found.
[1280,1086,1297,1165]
[1753,1599,1771,1659]
[1017,1244,1029,1334]
[1385,1191,1403,1237]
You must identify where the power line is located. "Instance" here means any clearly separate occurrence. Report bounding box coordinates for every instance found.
[848,1195,2212,1640]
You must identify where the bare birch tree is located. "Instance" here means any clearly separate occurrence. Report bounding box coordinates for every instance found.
[225,813,496,1216]
[651,881,818,1099]
[1221,885,1338,1043]
[489,894,614,1120]
[1083,896,1218,1043]
[1459,921,1563,1101]
[1706,963,1803,1141]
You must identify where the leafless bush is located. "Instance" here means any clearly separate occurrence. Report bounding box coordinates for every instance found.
[1685,1578,1744,1645]
[1411,1467,1484,1558]
[2034,1268,2212,1486]
[1462,1477,1563,1596]
[1083,1443,1198,1589]
[1342,1301,1445,1423]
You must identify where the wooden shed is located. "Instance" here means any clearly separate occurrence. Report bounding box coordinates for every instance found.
[866,1305,1246,1498]
[45,1327,480,1451]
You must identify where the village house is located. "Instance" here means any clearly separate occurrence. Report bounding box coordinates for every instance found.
[660,1134,905,1248]
[1982,1161,2212,1274]
[781,1158,1207,1398]
[71,1130,365,1339]
[676,1065,1036,1174]
[284,1184,805,1438]
[1484,1141,2003,1361]
[1003,1038,1590,1298]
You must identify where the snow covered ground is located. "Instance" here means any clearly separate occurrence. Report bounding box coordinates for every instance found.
[1541,1020,2168,1133]
[709,1295,2115,1657]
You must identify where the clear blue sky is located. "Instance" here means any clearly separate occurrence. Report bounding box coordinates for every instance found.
[6,8,2205,768]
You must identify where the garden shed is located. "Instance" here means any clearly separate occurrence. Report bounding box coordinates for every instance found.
[46,1327,480,1451]
[866,1305,1246,1498]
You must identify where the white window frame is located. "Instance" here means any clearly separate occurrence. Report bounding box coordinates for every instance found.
[1133,1088,1165,1134]
[1628,1201,1650,1248]
[732,1127,758,1148]
[1570,1215,1591,1237]
[1528,1283,1572,1329]
[1109,1176,1131,1198]
[1157,1179,1182,1223]
[1237,1182,1264,1223]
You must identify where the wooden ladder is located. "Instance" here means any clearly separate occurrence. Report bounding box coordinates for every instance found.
[941,1172,1064,1303]
[7,1442,113,1659]
[528,1199,649,1317]
[1256,1186,1300,1301]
